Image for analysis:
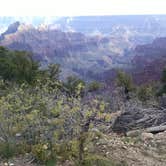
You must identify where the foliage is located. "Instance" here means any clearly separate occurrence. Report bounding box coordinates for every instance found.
[161,68,166,84]
[116,70,133,92]
[0,47,39,84]
[87,81,102,92]
[137,84,154,102]
[63,76,86,97]
[158,68,166,96]
[46,63,61,81]
[116,70,134,100]
[0,47,115,164]
[31,143,56,164]
[0,143,16,159]
[1,46,158,165]
[0,76,110,164]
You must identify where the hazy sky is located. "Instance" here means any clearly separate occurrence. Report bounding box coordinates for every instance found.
[0,0,166,16]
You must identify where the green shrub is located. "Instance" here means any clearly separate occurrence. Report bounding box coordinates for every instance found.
[0,47,40,84]
[116,70,134,100]
[31,143,56,164]
[157,68,166,96]
[88,81,102,92]
[54,140,79,161]
[63,76,86,97]
[137,84,154,102]
[0,143,16,159]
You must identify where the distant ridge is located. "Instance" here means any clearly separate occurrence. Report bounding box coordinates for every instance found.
[1,15,166,81]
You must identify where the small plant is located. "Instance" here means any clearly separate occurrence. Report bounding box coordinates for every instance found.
[63,76,85,97]
[0,143,16,160]
[31,143,56,164]
[88,81,102,92]
[137,84,154,102]
[116,70,134,100]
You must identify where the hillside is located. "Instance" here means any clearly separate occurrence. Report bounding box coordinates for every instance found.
[0,22,126,80]
[1,131,166,166]
[100,37,166,85]
[131,37,166,84]
[0,15,166,165]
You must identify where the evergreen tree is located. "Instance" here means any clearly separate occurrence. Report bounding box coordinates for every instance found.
[0,47,39,84]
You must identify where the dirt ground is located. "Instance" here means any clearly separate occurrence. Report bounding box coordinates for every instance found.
[1,131,166,166]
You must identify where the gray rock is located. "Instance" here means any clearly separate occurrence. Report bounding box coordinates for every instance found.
[126,130,142,137]
[141,132,154,141]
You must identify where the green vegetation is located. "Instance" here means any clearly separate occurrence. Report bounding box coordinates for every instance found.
[0,81,111,164]
[46,63,61,81]
[0,47,113,165]
[0,46,39,84]
[116,70,134,100]
[158,67,166,96]
[137,84,154,102]
[87,81,102,92]
[0,46,165,165]
[63,76,86,98]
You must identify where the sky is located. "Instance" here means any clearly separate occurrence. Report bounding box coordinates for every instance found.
[0,0,166,16]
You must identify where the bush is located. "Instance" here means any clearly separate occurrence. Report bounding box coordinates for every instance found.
[31,143,56,164]
[0,47,113,164]
[0,78,110,164]
[116,70,134,100]
[157,68,166,96]
[0,143,16,159]
[137,84,154,102]
[88,81,102,92]
[0,47,40,84]
[63,76,85,97]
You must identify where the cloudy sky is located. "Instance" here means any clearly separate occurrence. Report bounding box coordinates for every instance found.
[0,0,165,16]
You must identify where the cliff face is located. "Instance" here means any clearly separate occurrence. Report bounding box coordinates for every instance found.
[0,22,131,80]
[0,21,20,40]
[0,23,102,58]
[100,37,166,85]
[1,19,166,82]
[131,37,166,84]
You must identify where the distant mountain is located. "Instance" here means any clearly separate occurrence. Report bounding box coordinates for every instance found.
[1,15,166,37]
[131,37,166,84]
[1,15,166,80]
[0,21,20,40]
[102,37,166,85]
[0,22,118,79]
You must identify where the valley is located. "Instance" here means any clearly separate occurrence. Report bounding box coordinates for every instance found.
[0,15,166,166]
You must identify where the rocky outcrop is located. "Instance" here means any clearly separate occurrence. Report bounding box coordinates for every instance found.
[102,37,166,85]
[0,22,117,79]
[131,37,166,84]
[1,21,166,82]
[0,21,20,40]
[0,23,105,58]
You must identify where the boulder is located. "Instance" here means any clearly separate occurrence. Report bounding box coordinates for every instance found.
[141,132,154,141]
[126,130,142,137]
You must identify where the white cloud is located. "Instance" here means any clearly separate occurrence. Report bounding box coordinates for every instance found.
[0,0,166,16]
